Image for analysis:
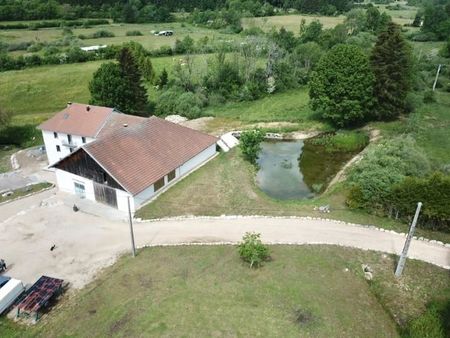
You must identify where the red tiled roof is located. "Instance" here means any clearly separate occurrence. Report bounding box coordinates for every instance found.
[84,117,217,195]
[97,112,147,138]
[38,103,114,138]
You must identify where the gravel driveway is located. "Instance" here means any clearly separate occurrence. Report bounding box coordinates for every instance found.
[1,190,449,289]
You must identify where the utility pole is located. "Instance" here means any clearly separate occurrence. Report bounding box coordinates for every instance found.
[127,196,136,257]
[432,64,442,91]
[395,202,422,278]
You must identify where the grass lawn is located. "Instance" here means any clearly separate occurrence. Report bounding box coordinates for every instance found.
[3,245,449,337]
[136,148,450,243]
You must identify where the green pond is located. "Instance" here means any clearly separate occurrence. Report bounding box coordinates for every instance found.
[256,139,357,200]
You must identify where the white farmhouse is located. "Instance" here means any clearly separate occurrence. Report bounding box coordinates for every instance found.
[38,103,218,212]
[38,103,149,165]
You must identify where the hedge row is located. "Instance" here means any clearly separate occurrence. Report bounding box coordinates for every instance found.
[0,19,109,30]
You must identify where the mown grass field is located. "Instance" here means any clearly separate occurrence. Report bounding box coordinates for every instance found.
[2,245,449,337]
[0,22,239,52]
[242,14,345,33]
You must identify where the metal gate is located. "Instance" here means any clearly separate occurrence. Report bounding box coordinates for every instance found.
[93,182,118,208]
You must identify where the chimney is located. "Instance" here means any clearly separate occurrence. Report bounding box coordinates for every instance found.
[123,123,128,127]
[86,105,91,112]
[67,102,72,107]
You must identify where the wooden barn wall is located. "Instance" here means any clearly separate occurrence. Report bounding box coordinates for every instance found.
[54,149,125,191]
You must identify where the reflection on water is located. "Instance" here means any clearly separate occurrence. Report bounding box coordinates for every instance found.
[256,140,313,200]
[256,139,356,200]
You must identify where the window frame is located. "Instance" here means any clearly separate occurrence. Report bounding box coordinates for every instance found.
[167,170,176,182]
[154,177,165,192]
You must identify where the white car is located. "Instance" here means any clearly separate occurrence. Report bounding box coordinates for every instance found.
[155,30,174,36]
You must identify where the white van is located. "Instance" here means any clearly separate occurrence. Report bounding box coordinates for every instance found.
[0,279,25,314]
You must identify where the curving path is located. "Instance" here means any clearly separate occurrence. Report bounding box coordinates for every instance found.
[1,191,449,289]
[134,217,450,270]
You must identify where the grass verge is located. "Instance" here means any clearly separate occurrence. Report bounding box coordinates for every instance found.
[0,182,53,203]
[4,245,449,337]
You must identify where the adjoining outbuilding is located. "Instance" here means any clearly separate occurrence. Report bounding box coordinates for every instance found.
[39,103,218,212]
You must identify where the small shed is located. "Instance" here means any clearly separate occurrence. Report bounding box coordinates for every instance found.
[16,276,64,320]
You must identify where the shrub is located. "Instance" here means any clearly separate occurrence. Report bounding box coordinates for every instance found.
[0,124,41,147]
[388,173,450,231]
[126,30,143,36]
[347,135,430,209]
[423,90,436,103]
[91,30,115,38]
[238,232,270,268]
[155,87,206,119]
[239,129,265,165]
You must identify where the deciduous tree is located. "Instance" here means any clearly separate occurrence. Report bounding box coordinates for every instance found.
[309,44,374,127]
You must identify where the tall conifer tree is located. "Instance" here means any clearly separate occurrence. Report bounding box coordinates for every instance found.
[370,22,412,120]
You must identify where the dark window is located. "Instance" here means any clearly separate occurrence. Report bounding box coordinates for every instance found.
[53,132,58,138]
[168,170,176,182]
[67,134,72,144]
[154,177,165,192]
[69,148,73,153]
[56,145,60,152]
[82,136,86,143]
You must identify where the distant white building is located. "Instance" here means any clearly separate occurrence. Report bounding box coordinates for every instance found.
[38,103,218,211]
[80,45,107,52]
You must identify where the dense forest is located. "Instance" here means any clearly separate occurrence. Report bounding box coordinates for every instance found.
[0,0,356,21]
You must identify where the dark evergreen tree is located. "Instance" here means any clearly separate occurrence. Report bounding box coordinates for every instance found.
[117,47,148,115]
[89,47,148,116]
[157,68,169,88]
[370,22,412,121]
[89,62,123,109]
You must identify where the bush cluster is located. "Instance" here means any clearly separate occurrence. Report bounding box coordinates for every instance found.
[78,30,115,40]
[309,131,369,153]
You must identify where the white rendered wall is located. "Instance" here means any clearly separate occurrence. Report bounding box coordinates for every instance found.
[55,169,95,202]
[179,144,216,176]
[42,130,94,165]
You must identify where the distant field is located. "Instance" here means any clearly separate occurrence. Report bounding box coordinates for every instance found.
[242,14,345,33]
[4,245,449,337]
[0,54,213,124]
[242,10,415,34]
[0,22,240,51]
[377,3,418,20]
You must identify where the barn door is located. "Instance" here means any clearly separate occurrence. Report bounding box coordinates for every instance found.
[93,182,118,208]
